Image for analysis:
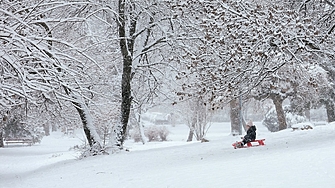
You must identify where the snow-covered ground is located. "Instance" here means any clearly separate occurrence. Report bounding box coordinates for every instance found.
[1,122,335,188]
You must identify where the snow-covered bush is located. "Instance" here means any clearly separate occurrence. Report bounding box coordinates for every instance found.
[263,105,306,132]
[144,126,170,142]
[158,126,169,141]
[144,126,160,142]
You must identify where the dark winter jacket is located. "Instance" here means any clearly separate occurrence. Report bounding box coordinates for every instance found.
[244,125,256,142]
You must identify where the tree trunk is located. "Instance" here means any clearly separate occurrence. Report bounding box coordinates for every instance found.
[187,127,194,142]
[72,100,101,149]
[0,131,4,148]
[272,95,287,131]
[44,124,50,136]
[187,115,197,142]
[230,98,241,135]
[138,122,146,145]
[115,0,136,149]
[133,109,146,144]
[305,108,311,122]
[324,100,335,122]
[1,116,6,148]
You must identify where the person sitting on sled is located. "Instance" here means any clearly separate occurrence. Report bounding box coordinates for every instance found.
[237,121,256,147]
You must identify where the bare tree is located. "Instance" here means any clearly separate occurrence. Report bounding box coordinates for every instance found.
[0,1,108,151]
[102,0,180,149]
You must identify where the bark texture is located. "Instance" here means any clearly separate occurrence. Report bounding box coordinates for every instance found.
[72,101,97,147]
[116,0,136,148]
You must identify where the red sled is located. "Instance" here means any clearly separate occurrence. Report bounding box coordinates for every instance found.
[232,139,265,149]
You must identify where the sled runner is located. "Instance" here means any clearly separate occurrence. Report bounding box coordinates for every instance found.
[232,139,265,149]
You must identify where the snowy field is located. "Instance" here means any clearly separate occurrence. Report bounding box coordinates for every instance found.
[1,121,335,188]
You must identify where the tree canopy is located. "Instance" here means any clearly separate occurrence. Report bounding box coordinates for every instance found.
[1,0,334,150]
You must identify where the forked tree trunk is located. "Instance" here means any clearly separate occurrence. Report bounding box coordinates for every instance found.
[187,115,197,142]
[187,99,208,141]
[272,95,287,131]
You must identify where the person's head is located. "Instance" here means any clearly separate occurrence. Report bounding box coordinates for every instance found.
[246,120,253,127]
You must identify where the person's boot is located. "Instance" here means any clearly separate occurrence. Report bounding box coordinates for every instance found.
[236,142,243,148]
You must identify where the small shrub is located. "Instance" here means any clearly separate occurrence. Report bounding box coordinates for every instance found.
[158,126,169,141]
[144,125,170,142]
[144,126,159,142]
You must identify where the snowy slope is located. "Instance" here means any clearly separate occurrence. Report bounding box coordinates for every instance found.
[1,122,335,188]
